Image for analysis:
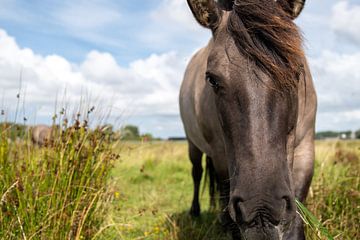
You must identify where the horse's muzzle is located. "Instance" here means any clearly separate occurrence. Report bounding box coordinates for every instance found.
[228,194,296,239]
[240,224,282,240]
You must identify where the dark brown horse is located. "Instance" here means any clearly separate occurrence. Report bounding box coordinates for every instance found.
[179,0,316,239]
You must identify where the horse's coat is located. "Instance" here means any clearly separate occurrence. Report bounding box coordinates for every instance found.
[180,0,316,239]
[31,125,52,146]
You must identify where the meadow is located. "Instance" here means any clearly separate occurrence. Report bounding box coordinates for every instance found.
[1,123,359,239]
[102,140,359,240]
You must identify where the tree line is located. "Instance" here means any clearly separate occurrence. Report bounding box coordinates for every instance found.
[2,122,360,141]
[315,130,360,140]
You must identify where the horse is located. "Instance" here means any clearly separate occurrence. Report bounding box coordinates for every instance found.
[31,125,52,146]
[179,0,317,239]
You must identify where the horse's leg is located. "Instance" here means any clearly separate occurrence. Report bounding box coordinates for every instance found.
[188,140,203,217]
[206,156,216,210]
[285,132,315,240]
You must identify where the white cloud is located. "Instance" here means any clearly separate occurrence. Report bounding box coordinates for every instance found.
[310,50,360,130]
[151,0,198,32]
[331,1,360,44]
[316,110,360,132]
[128,52,187,114]
[140,0,210,51]
[0,29,187,124]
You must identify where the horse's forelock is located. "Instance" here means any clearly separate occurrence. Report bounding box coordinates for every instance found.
[227,0,304,92]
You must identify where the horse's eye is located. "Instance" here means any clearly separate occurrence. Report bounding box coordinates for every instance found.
[206,75,219,89]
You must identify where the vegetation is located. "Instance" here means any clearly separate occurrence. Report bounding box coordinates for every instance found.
[0,117,118,239]
[100,142,226,240]
[356,130,360,139]
[1,118,358,239]
[0,122,27,141]
[101,140,359,240]
[120,125,140,140]
[120,125,158,141]
[315,131,356,140]
[305,141,359,239]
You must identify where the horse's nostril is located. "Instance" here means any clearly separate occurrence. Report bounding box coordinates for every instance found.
[229,195,294,227]
[234,200,244,221]
[228,196,246,223]
[282,196,294,212]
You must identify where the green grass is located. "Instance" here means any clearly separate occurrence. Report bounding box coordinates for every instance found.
[102,141,359,240]
[100,142,227,240]
[1,125,358,239]
[296,200,334,240]
[0,121,117,239]
[304,141,359,239]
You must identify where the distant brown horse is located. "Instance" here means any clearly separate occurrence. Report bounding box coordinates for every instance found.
[31,125,52,146]
[180,0,316,239]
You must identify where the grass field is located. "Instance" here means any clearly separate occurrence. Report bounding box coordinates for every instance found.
[1,124,359,239]
[101,140,359,240]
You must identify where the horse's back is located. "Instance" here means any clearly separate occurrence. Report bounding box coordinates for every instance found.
[295,60,317,145]
[180,46,212,155]
[31,125,51,146]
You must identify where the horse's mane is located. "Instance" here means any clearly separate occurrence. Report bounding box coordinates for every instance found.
[227,0,304,91]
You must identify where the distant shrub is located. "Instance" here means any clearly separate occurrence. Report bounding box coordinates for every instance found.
[0,122,27,141]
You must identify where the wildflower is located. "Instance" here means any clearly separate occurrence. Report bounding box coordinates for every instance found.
[114,191,120,199]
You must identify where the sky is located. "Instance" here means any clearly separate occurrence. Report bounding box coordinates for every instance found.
[0,0,359,138]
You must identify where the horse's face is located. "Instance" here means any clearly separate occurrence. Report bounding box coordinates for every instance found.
[187,0,305,238]
[208,33,298,237]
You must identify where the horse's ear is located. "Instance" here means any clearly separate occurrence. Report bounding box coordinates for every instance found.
[187,0,221,29]
[279,0,306,19]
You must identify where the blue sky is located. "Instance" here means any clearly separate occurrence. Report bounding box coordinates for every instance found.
[1,0,360,138]
[0,0,208,64]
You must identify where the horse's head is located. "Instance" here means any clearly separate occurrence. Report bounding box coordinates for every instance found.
[187,0,306,238]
